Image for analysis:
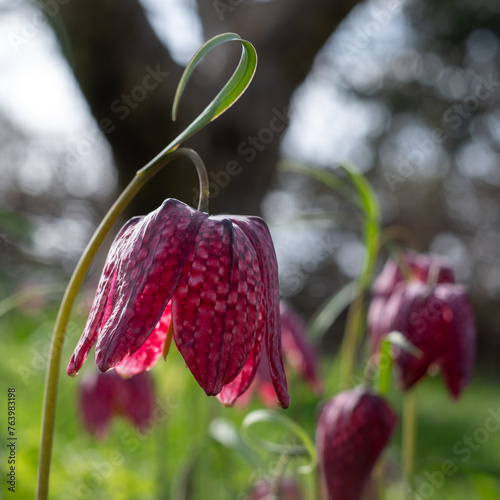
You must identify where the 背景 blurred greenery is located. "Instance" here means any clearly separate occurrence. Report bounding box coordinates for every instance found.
[1,298,499,499]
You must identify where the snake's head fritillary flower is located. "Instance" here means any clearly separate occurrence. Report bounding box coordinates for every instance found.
[68,199,288,408]
[247,477,304,500]
[79,370,154,439]
[368,252,455,353]
[367,251,475,398]
[316,387,396,500]
[384,282,475,399]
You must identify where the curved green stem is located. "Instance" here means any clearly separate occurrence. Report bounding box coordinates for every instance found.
[339,292,364,390]
[241,410,317,475]
[36,148,207,500]
[270,454,291,496]
[403,389,417,498]
[180,148,210,213]
[374,337,394,396]
[0,283,66,317]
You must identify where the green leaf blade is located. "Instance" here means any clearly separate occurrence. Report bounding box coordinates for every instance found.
[339,164,381,291]
[172,33,256,122]
[139,33,257,174]
[241,410,318,474]
[307,280,359,340]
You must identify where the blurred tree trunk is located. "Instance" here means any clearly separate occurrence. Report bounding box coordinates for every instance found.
[43,0,361,216]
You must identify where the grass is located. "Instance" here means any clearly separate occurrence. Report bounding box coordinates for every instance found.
[1,300,499,499]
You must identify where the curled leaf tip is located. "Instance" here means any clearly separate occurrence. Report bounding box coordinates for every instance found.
[167,32,257,154]
[241,409,317,474]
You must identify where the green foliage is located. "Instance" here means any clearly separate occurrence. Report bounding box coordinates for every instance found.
[280,162,380,341]
[1,301,499,498]
[241,409,317,474]
[308,280,358,340]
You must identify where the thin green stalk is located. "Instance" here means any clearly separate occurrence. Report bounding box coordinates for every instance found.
[375,339,394,396]
[156,407,169,499]
[403,389,417,497]
[339,292,364,390]
[270,454,291,497]
[0,283,66,317]
[177,148,210,213]
[241,411,317,475]
[36,148,209,500]
[373,458,386,500]
[312,468,321,500]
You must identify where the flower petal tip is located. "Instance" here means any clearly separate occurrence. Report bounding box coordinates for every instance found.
[96,360,112,373]
[67,357,79,377]
[278,396,290,409]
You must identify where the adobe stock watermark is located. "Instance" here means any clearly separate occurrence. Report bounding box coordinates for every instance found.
[108,65,170,121]
[61,450,125,500]
[407,404,500,499]
[339,0,403,61]
[17,319,82,384]
[212,0,244,22]
[236,441,297,500]
[61,396,178,500]
[385,71,500,192]
[191,106,290,205]
[8,0,70,52]
[60,65,169,174]
[119,396,179,453]
[346,349,393,388]
[280,233,338,295]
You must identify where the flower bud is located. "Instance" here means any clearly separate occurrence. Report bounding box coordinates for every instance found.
[316,387,396,500]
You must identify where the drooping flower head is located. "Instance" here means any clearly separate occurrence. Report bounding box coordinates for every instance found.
[368,251,475,399]
[368,251,455,352]
[383,282,475,398]
[79,370,154,439]
[68,199,288,408]
[316,387,396,500]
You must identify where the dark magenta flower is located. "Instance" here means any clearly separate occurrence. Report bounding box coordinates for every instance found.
[383,281,475,398]
[368,252,475,399]
[79,370,154,439]
[316,387,396,500]
[68,199,288,408]
[368,251,455,352]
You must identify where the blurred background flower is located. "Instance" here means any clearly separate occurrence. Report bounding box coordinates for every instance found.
[79,369,155,439]
[368,253,475,398]
[368,251,455,352]
[316,387,397,500]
